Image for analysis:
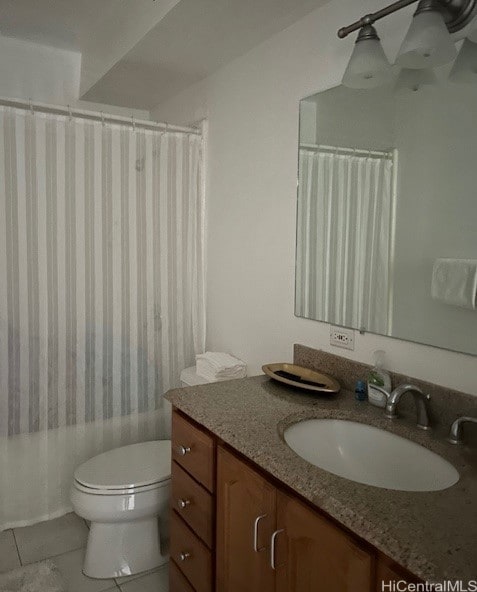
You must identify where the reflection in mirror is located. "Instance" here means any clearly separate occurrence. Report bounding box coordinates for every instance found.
[295,76,477,356]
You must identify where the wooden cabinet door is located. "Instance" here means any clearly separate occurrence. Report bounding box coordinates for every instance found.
[275,492,373,592]
[376,557,418,591]
[216,446,276,592]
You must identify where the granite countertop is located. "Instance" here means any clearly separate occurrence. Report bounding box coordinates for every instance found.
[165,375,477,582]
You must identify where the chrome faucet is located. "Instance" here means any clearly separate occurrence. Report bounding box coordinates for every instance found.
[372,384,431,430]
[448,416,477,444]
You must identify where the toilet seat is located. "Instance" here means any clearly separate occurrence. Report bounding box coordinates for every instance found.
[73,478,169,496]
[74,440,171,494]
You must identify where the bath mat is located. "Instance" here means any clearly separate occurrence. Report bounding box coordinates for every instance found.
[0,560,66,592]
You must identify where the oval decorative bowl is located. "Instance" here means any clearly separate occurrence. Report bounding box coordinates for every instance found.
[262,363,340,394]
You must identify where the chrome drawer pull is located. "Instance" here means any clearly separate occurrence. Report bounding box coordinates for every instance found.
[270,529,284,570]
[253,514,267,552]
[177,445,191,456]
[178,498,191,510]
[179,551,191,562]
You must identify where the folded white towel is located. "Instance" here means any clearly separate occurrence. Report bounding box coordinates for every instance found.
[196,352,247,381]
[195,364,247,382]
[431,258,477,309]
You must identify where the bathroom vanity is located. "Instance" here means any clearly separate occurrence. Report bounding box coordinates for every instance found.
[166,347,477,592]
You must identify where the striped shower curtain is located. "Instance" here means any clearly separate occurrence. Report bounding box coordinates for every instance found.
[296,149,394,335]
[0,106,205,528]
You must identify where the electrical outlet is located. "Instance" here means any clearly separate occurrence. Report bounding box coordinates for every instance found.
[330,326,355,350]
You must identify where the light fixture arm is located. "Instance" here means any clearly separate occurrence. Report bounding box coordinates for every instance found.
[337,0,476,39]
[338,0,419,38]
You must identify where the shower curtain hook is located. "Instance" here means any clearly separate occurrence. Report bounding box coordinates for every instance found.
[131,115,136,133]
[101,112,105,126]
[29,99,34,116]
[68,105,73,121]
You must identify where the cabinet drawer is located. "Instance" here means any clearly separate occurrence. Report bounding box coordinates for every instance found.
[172,411,215,492]
[172,461,214,548]
[170,559,196,592]
[170,511,212,592]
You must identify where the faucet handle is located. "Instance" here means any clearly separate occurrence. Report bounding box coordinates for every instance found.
[449,416,477,445]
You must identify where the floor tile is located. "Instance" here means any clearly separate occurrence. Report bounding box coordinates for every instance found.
[14,513,89,565]
[53,548,116,592]
[115,566,162,585]
[118,565,168,592]
[0,530,21,573]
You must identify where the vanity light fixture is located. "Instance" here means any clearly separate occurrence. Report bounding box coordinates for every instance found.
[342,25,394,88]
[395,67,438,90]
[338,0,477,89]
[467,14,477,41]
[396,0,457,68]
[449,38,477,82]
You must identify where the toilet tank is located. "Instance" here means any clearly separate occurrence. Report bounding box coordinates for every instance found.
[180,366,213,387]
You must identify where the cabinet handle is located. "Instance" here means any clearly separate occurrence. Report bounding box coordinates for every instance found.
[270,529,284,570]
[177,498,191,510]
[179,551,191,562]
[176,445,191,456]
[253,514,267,552]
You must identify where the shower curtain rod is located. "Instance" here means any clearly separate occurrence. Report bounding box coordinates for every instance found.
[0,97,202,136]
[300,142,393,159]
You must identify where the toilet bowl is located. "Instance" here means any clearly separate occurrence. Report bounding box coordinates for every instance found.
[71,440,171,579]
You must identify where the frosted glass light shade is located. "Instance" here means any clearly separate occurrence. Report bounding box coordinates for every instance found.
[342,38,393,89]
[467,15,477,43]
[396,10,457,69]
[449,39,477,83]
[395,68,437,92]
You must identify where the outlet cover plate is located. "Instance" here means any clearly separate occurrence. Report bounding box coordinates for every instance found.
[330,326,355,350]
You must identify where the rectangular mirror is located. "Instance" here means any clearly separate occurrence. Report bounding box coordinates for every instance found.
[295,79,477,355]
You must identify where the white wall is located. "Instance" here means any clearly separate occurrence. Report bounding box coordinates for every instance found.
[0,36,80,106]
[152,0,477,396]
[0,35,150,119]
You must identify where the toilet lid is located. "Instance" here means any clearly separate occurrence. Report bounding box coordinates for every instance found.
[74,440,171,490]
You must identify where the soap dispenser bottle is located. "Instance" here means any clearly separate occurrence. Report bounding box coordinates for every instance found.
[367,350,391,408]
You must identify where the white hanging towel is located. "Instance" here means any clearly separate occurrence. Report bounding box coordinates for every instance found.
[431,258,477,309]
[196,352,247,382]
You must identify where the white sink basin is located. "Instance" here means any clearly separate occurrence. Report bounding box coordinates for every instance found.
[284,419,459,492]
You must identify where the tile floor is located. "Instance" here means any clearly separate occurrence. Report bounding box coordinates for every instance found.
[0,513,169,592]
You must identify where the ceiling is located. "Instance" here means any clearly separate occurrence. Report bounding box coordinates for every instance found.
[83,0,331,110]
[0,0,121,50]
[0,0,331,111]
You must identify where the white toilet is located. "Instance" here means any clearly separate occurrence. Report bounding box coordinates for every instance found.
[180,365,212,386]
[71,440,171,579]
